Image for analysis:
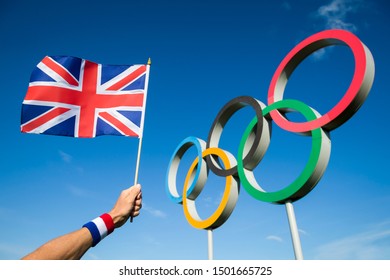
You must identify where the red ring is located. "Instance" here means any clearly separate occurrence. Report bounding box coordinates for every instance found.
[268,29,374,133]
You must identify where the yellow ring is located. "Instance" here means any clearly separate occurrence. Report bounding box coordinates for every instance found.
[183,147,239,230]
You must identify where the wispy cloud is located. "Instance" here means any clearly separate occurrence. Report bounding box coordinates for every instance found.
[66,185,91,198]
[143,203,167,219]
[315,221,390,259]
[58,150,72,163]
[266,228,308,244]
[84,252,99,260]
[195,191,225,208]
[316,0,362,32]
[299,229,309,236]
[311,48,327,61]
[310,0,363,60]
[266,235,283,243]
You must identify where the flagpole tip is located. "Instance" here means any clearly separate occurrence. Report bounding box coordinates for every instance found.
[147,58,152,65]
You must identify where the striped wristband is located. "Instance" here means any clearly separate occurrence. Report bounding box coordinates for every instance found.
[83,213,115,247]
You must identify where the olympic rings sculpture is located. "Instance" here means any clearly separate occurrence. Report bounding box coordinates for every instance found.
[166,29,375,230]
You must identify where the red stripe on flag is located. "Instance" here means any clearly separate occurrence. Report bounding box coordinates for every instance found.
[99,111,138,137]
[106,65,146,91]
[24,86,80,105]
[42,56,79,86]
[21,107,71,133]
[78,61,98,138]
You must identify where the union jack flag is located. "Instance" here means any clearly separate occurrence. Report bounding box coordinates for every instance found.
[21,55,150,138]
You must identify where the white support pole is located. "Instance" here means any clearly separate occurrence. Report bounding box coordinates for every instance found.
[208,229,214,260]
[285,201,304,260]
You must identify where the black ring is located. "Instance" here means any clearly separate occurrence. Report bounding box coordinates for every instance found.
[206,96,266,177]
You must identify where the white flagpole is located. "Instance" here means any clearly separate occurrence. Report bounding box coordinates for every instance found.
[130,58,151,222]
[208,229,214,260]
[133,132,144,186]
[285,201,304,260]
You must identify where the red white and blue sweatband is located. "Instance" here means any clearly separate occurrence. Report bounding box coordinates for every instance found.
[82,213,115,247]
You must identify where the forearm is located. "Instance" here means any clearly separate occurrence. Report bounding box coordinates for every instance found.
[22,185,142,260]
[22,228,93,260]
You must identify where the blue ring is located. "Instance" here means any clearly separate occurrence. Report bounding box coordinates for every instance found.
[166,136,206,204]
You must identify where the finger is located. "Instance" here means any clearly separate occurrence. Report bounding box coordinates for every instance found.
[129,185,142,223]
[133,204,142,211]
[130,201,142,218]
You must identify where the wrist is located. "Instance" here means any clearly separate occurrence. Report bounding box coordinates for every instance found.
[108,210,125,228]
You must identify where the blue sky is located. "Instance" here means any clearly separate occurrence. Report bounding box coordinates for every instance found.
[0,0,389,260]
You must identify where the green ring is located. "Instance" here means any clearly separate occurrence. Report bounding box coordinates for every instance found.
[237,99,331,204]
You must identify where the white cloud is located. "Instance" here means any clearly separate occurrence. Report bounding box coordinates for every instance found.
[315,222,390,259]
[316,0,362,32]
[266,235,283,243]
[311,48,327,61]
[299,229,309,236]
[310,0,363,60]
[143,203,167,218]
[58,150,72,163]
[66,185,91,198]
[84,252,99,260]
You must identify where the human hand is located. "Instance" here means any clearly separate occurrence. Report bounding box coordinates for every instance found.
[108,184,142,228]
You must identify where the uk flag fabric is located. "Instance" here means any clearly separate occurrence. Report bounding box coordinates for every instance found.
[21,55,149,138]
